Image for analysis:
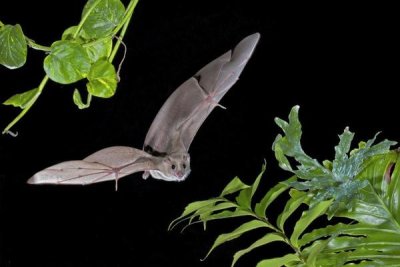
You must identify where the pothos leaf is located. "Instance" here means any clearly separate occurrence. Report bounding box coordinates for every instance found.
[86,59,117,98]
[73,89,92,109]
[84,38,113,63]
[62,26,83,41]
[0,24,27,69]
[81,0,125,39]
[62,26,113,63]
[44,40,91,84]
[3,88,38,109]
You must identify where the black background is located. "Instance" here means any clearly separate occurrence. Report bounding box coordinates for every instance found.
[0,1,397,266]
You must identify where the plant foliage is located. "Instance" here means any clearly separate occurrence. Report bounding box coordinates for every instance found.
[170,106,400,266]
[0,0,139,133]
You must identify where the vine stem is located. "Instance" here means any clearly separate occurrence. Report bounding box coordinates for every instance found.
[109,0,139,62]
[2,76,49,134]
[73,0,102,39]
[25,37,51,52]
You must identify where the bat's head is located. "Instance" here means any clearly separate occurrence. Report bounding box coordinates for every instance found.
[163,152,191,181]
[151,152,191,182]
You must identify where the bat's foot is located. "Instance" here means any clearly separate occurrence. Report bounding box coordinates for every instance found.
[142,171,150,180]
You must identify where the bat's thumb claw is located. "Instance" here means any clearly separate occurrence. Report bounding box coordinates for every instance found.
[216,103,227,110]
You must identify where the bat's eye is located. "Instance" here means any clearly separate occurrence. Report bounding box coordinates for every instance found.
[171,164,176,170]
[183,164,186,169]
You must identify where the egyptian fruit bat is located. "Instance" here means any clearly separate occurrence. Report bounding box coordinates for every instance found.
[28,33,260,189]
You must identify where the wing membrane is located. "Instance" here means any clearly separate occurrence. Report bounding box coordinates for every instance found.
[144,33,260,153]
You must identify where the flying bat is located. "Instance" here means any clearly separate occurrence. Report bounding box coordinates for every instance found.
[28,33,260,189]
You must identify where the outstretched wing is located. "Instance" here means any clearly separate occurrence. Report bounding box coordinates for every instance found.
[28,146,157,188]
[144,33,260,154]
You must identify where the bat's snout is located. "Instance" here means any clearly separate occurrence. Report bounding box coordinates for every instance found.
[175,170,190,182]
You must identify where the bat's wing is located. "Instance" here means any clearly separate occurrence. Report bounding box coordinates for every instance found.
[144,33,260,154]
[28,146,157,188]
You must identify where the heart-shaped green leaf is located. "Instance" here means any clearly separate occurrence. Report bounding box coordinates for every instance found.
[86,59,117,98]
[81,0,125,39]
[84,38,113,63]
[44,40,91,84]
[0,24,27,69]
